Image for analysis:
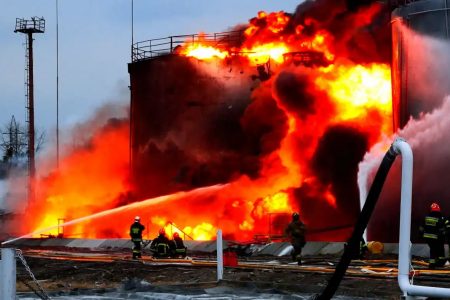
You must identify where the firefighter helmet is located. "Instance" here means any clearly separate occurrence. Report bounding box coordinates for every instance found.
[173,232,180,239]
[292,212,300,220]
[431,203,441,212]
[159,228,166,235]
[134,216,140,222]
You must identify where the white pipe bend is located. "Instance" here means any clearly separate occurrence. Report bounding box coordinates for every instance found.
[394,138,450,297]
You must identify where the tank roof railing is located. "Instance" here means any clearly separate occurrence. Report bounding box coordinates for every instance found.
[131,30,244,62]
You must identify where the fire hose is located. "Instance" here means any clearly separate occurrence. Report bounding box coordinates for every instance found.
[312,140,399,300]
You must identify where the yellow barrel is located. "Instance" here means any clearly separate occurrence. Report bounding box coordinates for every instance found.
[367,241,384,254]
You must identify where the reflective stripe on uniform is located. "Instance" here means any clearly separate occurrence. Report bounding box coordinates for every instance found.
[423,233,438,239]
[157,243,169,254]
[425,217,439,227]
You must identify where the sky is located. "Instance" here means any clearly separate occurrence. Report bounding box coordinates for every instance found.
[0,0,301,149]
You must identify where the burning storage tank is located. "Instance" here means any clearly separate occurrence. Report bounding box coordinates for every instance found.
[127,2,393,241]
[11,3,394,241]
[128,32,255,200]
[391,0,450,129]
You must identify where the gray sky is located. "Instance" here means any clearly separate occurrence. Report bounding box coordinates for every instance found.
[0,0,301,146]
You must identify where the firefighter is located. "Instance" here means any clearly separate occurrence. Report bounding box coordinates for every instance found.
[419,203,446,268]
[170,232,187,258]
[285,212,306,265]
[150,228,171,258]
[445,216,450,263]
[129,216,145,259]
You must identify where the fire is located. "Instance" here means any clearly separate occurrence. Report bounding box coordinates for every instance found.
[182,44,228,60]
[245,11,290,37]
[15,1,394,242]
[242,43,290,65]
[183,223,215,241]
[263,192,290,213]
[316,63,392,124]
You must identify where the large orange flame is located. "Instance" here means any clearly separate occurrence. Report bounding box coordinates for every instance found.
[19,4,393,242]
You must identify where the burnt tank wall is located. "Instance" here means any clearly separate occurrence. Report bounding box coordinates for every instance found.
[128,55,256,200]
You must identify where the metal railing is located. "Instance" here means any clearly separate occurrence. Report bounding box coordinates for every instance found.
[166,221,194,240]
[131,30,244,62]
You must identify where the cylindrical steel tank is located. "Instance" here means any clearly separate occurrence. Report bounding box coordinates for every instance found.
[392,0,450,129]
[128,54,255,200]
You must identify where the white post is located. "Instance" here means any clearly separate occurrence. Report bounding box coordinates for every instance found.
[216,229,223,281]
[1,248,16,300]
[394,138,450,298]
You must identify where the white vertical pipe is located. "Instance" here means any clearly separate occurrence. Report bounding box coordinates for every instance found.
[1,248,16,300]
[394,138,450,297]
[216,229,223,281]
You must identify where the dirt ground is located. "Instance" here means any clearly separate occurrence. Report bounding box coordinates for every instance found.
[14,252,413,299]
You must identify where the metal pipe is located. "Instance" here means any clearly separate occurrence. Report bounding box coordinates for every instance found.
[56,0,60,169]
[394,138,450,298]
[27,31,36,205]
[216,229,223,281]
[1,248,16,300]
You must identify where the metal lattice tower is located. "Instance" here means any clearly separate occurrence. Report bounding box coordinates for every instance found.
[14,17,45,204]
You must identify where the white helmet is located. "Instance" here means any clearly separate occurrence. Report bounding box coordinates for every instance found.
[135,216,140,221]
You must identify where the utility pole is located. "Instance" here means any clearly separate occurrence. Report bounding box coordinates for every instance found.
[56,0,60,168]
[14,17,45,206]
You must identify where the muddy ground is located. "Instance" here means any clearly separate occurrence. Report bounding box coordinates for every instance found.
[13,253,415,299]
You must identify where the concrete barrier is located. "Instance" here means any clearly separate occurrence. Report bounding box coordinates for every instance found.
[4,238,437,258]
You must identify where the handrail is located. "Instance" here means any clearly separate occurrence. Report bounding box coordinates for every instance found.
[166,221,194,240]
[131,30,244,62]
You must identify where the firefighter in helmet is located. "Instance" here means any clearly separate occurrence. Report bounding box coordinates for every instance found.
[129,216,145,259]
[419,203,446,268]
[170,232,187,258]
[285,212,306,265]
[445,212,450,263]
[150,228,171,258]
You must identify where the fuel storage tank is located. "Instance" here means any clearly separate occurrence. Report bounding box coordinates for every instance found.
[128,53,255,200]
[392,0,450,129]
[367,0,450,242]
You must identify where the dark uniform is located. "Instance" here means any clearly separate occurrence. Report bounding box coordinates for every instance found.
[285,212,306,265]
[170,233,187,257]
[129,218,145,259]
[445,217,450,263]
[419,204,446,268]
[150,231,171,258]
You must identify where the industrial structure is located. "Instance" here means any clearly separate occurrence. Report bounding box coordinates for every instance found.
[14,17,45,205]
[364,0,450,243]
[129,31,251,200]
[4,0,450,299]
[128,31,342,241]
[391,0,450,128]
